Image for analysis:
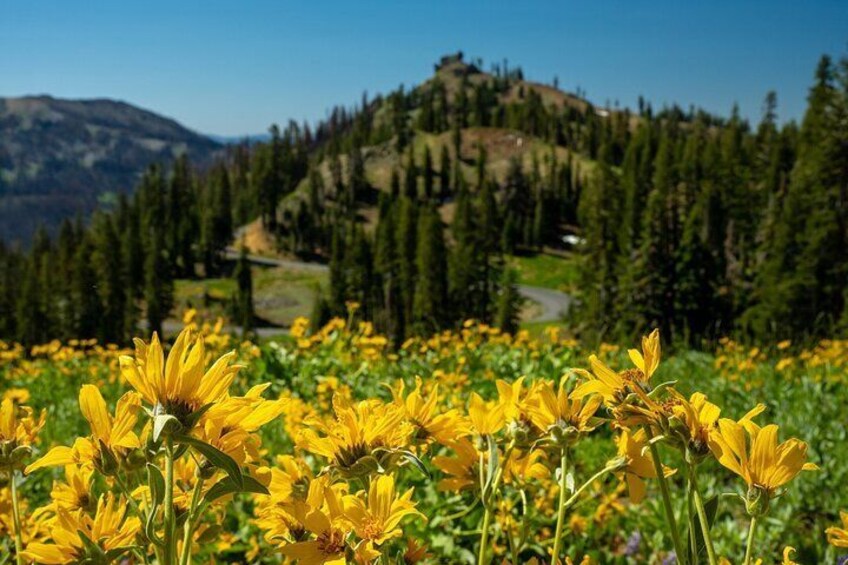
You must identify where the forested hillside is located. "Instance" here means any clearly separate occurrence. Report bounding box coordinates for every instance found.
[0,95,221,243]
[0,52,845,347]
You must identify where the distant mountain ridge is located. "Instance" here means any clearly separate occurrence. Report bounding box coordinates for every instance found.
[0,95,221,245]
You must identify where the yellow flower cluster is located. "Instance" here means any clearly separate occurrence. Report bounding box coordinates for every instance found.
[0,321,836,564]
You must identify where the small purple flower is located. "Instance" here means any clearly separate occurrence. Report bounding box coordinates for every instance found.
[661,551,677,565]
[836,555,848,565]
[624,530,642,556]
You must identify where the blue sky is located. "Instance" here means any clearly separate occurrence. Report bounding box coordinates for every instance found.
[2,1,846,136]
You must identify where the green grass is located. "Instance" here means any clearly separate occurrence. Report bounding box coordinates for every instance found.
[519,319,568,336]
[509,252,579,292]
[174,265,328,328]
[252,266,327,326]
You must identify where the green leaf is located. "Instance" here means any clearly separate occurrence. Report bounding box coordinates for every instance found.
[184,403,214,430]
[400,450,431,479]
[153,414,181,442]
[565,468,576,494]
[104,546,138,561]
[147,463,165,505]
[482,435,499,499]
[144,464,166,547]
[175,434,243,489]
[648,380,678,399]
[202,474,269,505]
[686,495,719,562]
[76,530,106,560]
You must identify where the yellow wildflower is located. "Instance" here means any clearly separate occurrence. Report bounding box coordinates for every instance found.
[826,510,848,547]
[27,386,140,475]
[21,493,140,564]
[119,327,241,428]
[709,408,817,513]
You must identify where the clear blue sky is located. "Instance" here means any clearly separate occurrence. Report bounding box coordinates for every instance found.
[2,1,846,136]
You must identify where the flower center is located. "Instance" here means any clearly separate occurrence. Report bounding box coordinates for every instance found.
[316,529,346,556]
[360,516,384,540]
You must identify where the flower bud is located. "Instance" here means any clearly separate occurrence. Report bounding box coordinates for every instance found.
[745,484,770,517]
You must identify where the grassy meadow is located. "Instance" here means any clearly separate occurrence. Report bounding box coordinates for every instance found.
[2,316,846,564]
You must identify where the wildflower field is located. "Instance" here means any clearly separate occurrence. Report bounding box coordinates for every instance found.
[1,316,847,564]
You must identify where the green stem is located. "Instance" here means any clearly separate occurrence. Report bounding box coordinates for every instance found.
[114,473,145,521]
[561,465,615,510]
[477,441,514,565]
[689,465,718,565]
[687,474,698,565]
[743,516,758,565]
[646,428,687,565]
[178,477,205,565]
[9,472,24,565]
[551,448,569,565]
[163,438,177,565]
[478,507,493,565]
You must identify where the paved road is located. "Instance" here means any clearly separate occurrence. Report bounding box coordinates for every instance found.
[161,319,285,339]
[216,250,571,332]
[224,248,329,272]
[517,284,572,323]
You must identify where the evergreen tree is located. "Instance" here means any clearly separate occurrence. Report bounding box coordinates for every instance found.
[144,231,173,337]
[495,268,523,334]
[395,197,418,329]
[73,238,100,339]
[92,214,126,343]
[232,247,255,334]
[438,144,451,199]
[423,145,434,200]
[412,204,448,333]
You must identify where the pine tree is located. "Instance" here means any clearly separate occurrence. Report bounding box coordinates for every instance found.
[166,154,197,277]
[144,231,173,337]
[92,214,126,343]
[423,145,434,200]
[69,238,99,339]
[403,147,417,200]
[495,268,523,334]
[412,204,448,333]
[374,196,402,339]
[16,258,46,345]
[395,197,418,329]
[438,144,451,199]
[747,55,848,339]
[577,144,624,339]
[232,246,254,334]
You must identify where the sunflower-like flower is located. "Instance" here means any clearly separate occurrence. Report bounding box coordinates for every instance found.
[467,393,506,437]
[614,428,673,504]
[343,474,423,559]
[391,378,469,445]
[503,448,549,484]
[709,407,818,516]
[432,437,480,492]
[254,456,319,541]
[826,510,848,547]
[119,327,242,433]
[525,377,603,449]
[497,377,542,445]
[48,465,95,513]
[26,386,141,476]
[664,390,722,459]
[21,493,140,564]
[574,329,662,407]
[0,397,45,470]
[297,395,413,479]
[277,482,352,565]
[196,383,287,468]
